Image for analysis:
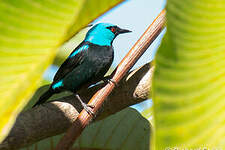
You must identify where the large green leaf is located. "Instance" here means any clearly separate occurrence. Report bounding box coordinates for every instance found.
[54,28,88,66]
[153,0,225,149]
[65,0,125,40]
[0,0,124,143]
[20,108,151,150]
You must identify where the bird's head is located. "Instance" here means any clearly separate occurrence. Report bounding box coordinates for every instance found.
[85,23,131,46]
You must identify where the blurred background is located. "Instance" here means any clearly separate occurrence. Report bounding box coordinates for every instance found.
[44,0,166,112]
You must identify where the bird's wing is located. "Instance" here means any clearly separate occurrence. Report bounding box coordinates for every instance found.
[53,41,89,82]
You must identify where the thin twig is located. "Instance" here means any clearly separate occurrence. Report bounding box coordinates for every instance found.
[55,9,166,150]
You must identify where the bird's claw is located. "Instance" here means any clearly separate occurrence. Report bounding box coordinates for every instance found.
[87,104,95,109]
[103,77,118,86]
[82,103,95,116]
[75,94,95,116]
[108,79,117,86]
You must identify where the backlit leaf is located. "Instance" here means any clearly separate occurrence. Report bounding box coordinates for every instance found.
[0,0,124,142]
[153,0,225,149]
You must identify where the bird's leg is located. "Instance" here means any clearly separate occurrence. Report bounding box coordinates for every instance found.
[75,94,95,115]
[102,76,118,86]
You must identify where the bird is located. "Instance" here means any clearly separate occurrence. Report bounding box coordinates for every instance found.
[33,23,131,114]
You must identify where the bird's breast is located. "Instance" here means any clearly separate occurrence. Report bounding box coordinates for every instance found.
[88,44,114,64]
[86,44,114,78]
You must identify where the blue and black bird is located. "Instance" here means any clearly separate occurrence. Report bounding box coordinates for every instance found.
[33,23,131,113]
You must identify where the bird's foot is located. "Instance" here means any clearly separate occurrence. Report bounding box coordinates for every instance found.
[103,76,118,86]
[75,94,95,116]
[81,102,95,116]
[86,104,95,108]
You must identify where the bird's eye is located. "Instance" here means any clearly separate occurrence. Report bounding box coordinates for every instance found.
[111,27,116,33]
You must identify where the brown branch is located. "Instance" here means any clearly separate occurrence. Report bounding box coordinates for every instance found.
[0,62,154,150]
[55,9,166,150]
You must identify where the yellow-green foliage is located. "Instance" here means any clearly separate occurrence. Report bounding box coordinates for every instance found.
[0,0,124,143]
[153,0,225,149]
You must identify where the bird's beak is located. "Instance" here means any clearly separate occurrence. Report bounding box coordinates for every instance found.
[117,28,132,34]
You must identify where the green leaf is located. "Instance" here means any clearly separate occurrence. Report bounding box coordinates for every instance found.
[0,0,124,143]
[76,108,151,150]
[21,108,151,150]
[153,0,225,149]
[54,28,88,66]
[65,0,125,40]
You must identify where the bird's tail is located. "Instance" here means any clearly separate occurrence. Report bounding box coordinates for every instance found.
[32,89,54,108]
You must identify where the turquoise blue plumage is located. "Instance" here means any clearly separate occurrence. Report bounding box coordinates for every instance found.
[33,23,131,112]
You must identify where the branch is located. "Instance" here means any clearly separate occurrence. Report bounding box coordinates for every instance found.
[0,62,154,150]
[55,9,166,150]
